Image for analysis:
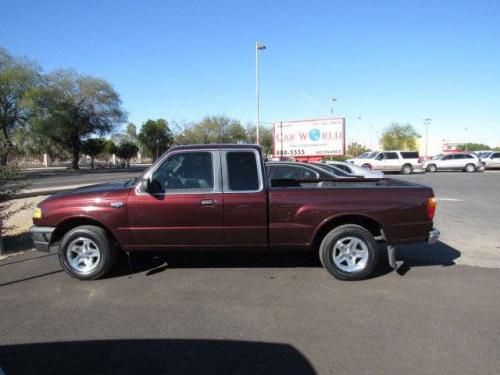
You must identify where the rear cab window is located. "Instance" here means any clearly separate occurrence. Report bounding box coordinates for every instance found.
[223,150,262,192]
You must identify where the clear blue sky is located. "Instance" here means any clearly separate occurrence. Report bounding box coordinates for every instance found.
[2,0,499,146]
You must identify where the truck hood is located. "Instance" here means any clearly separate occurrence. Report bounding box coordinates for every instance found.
[44,181,132,201]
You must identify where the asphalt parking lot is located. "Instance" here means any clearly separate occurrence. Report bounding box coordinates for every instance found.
[1,170,499,374]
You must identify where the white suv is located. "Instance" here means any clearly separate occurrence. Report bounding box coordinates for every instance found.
[479,151,500,169]
[352,151,421,174]
[423,153,482,173]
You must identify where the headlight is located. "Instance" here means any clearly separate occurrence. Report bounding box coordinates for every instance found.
[33,207,42,219]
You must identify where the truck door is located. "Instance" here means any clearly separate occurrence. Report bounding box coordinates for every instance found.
[221,149,268,247]
[127,150,224,248]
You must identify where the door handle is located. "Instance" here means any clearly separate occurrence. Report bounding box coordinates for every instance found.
[201,199,214,206]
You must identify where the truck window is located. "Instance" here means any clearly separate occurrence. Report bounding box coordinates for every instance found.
[226,151,260,191]
[385,152,399,159]
[151,151,214,193]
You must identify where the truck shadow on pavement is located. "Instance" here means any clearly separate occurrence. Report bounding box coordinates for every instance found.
[0,339,316,375]
[394,241,461,276]
[111,241,461,280]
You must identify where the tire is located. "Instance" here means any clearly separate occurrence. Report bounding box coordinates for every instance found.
[426,164,437,173]
[401,164,412,175]
[58,225,117,280]
[319,224,378,281]
[464,163,475,173]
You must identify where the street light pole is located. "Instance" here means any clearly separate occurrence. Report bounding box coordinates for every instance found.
[255,42,266,145]
[423,118,431,159]
[331,97,337,117]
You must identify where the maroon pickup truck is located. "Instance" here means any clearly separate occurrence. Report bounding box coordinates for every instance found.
[29,144,439,281]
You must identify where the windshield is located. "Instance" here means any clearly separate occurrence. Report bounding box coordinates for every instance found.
[433,154,446,160]
[358,152,377,159]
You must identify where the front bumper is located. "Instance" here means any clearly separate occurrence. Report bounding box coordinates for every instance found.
[428,228,440,245]
[29,226,56,252]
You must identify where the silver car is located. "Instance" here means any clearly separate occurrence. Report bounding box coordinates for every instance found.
[323,161,384,178]
[423,153,482,173]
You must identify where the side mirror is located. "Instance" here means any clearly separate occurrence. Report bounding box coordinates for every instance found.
[140,177,152,193]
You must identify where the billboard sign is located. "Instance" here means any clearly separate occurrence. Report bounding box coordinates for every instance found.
[273,117,345,158]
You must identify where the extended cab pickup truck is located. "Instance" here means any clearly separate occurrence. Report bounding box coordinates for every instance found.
[30,144,440,281]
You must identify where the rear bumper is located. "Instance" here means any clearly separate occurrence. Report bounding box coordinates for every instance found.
[428,228,440,245]
[29,226,55,252]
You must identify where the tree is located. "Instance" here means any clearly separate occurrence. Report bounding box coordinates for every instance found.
[456,143,491,152]
[347,142,369,157]
[246,125,273,156]
[0,48,41,165]
[29,69,126,169]
[81,138,106,169]
[174,116,247,145]
[138,119,173,160]
[380,123,420,151]
[111,122,138,146]
[116,142,139,168]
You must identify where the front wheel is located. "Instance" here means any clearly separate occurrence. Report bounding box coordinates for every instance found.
[426,164,437,173]
[319,224,378,281]
[464,163,476,173]
[401,164,412,175]
[58,225,116,280]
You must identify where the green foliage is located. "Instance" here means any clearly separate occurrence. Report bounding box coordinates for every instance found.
[81,138,107,169]
[116,142,139,167]
[111,122,138,146]
[245,125,273,156]
[28,69,126,169]
[346,142,369,157]
[0,47,42,165]
[138,119,173,160]
[380,123,420,151]
[456,143,491,151]
[174,116,247,145]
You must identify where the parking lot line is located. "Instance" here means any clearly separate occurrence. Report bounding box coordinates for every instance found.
[437,198,462,202]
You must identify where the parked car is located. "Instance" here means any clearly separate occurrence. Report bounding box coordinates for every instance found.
[474,150,494,159]
[30,144,439,281]
[266,161,338,180]
[310,163,358,178]
[345,151,379,164]
[323,160,384,178]
[479,151,500,169]
[423,152,483,173]
[352,151,421,174]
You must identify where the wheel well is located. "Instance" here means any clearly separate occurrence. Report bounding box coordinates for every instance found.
[50,218,118,249]
[312,215,382,250]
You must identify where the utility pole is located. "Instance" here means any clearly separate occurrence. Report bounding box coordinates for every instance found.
[255,42,266,145]
[423,118,431,159]
[464,127,469,151]
[280,121,284,158]
[331,97,337,117]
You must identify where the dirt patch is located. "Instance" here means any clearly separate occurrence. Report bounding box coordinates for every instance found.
[2,195,48,254]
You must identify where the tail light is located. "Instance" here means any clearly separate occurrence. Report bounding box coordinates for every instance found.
[427,197,437,220]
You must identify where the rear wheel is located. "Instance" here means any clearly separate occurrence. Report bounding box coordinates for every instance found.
[401,164,412,175]
[427,164,437,173]
[58,225,116,280]
[464,163,475,173]
[319,224,378,281]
